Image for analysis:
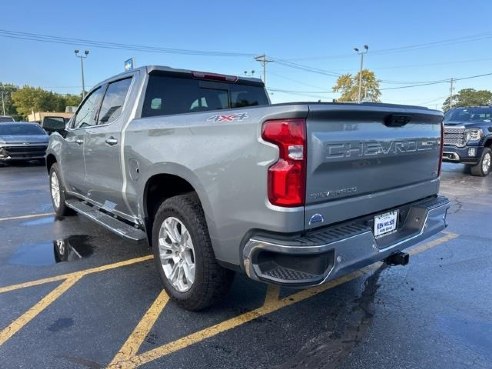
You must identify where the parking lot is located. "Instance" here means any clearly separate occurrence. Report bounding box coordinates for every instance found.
[0,162,490,369]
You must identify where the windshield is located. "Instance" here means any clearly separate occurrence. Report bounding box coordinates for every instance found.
[0,124,47,136]
[0,116,15,123]
[444,107,492,123]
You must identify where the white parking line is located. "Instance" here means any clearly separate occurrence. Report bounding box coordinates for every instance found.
[0,212,55,222]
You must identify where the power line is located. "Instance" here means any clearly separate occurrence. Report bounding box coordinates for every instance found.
[0,29,256,58]
[280,31,492,61]
[268,71,330,91]
[380,72,492,91]
[267,88,334,100]
[273,59,342,78]
[268,88,334,94]
[374,57,492,71]
[371,32,492,56]
[417,95,449,106]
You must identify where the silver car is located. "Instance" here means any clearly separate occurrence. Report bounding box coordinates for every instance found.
[0,122,49,163]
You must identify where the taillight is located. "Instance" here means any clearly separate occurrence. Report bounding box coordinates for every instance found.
[262,119,306,207]
[438,121,444,177]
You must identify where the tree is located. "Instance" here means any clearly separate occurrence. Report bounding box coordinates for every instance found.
[1,83,82,119]
[332,69,381,102]
[63,94,82,108]
[11,86,56,118]
[0,83,19,118]
[442,88,492,111]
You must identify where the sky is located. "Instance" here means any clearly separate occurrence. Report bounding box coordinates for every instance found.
[1,0,492,110]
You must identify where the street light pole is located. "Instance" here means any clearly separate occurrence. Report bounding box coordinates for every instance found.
[74,50,89,99]
[354,45,369,103]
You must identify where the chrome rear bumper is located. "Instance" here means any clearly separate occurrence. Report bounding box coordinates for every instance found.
[243,196,450,287]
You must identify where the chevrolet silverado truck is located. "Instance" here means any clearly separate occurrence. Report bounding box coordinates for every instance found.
[442,106,492,176]
[46,66,450,310]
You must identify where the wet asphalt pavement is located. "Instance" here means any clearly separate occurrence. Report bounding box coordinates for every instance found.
[0,161,491,369]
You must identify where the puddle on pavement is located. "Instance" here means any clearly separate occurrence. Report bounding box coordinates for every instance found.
[8,235,95,266]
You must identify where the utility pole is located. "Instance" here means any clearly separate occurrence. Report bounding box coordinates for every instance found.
[449,78,455,109]
[255,54,272,87]
[74,50,90,99]
[354,45,369,103]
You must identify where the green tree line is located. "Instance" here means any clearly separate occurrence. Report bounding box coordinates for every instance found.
[442,88,492,111]
[0,83,81,120]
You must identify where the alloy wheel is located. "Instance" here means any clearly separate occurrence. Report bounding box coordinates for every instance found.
[50,171,61,209]
[158,217,196,292]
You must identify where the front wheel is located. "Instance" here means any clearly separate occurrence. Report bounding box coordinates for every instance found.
[470,148,491,177]
[152,193,234,311]
[49,163,73,217]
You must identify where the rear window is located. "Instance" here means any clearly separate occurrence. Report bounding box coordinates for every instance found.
[142,75,268,117]
[0,124,47,136]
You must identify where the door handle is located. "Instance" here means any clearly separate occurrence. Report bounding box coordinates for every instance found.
[105,137,118,146]
[75,139,84,145]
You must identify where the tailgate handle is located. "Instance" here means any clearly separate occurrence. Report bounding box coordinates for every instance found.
[384,114,411,127]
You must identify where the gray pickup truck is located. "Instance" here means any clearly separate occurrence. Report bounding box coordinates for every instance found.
[46,66,450,310]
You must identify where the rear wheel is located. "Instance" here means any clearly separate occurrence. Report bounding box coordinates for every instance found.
[470,148,491,177]
[152,193,234,311]
[49,163,73,217]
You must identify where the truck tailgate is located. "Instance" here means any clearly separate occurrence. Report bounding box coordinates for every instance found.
[305,104,443,230]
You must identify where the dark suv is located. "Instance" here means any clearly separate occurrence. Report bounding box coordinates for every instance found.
[442,106,492,176]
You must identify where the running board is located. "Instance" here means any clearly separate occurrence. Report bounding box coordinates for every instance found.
[66,199,147,241]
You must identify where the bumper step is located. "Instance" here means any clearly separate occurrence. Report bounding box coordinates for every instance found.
[262,265,319,282]
[66,200,147,241]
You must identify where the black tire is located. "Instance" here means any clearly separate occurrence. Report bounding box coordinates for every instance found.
[49,163,74,217]
[470,148,491,177]
[152,193,234,311]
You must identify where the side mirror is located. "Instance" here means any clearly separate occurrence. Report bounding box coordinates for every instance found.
[42,118,67,135]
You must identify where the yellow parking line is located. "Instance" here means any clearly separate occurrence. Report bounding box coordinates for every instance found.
[77,255,154,278]
[263,285,280,307]
[0,275,82,347]
[109,231,459,368]
[0,274,71,294]
[0,255,154,294]
[0,255,155,347]
[120,268,371,369]
[407,232,459,255]
[108,290,169,369]
[0,212,55,222]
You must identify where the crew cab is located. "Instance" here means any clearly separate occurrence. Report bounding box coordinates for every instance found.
[46,66,450,310]
[442,106,492,176]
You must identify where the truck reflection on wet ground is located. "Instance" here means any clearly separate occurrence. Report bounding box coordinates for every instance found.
[8,235,95,266]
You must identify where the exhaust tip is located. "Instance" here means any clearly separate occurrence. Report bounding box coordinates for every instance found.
[385,251,409,266]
